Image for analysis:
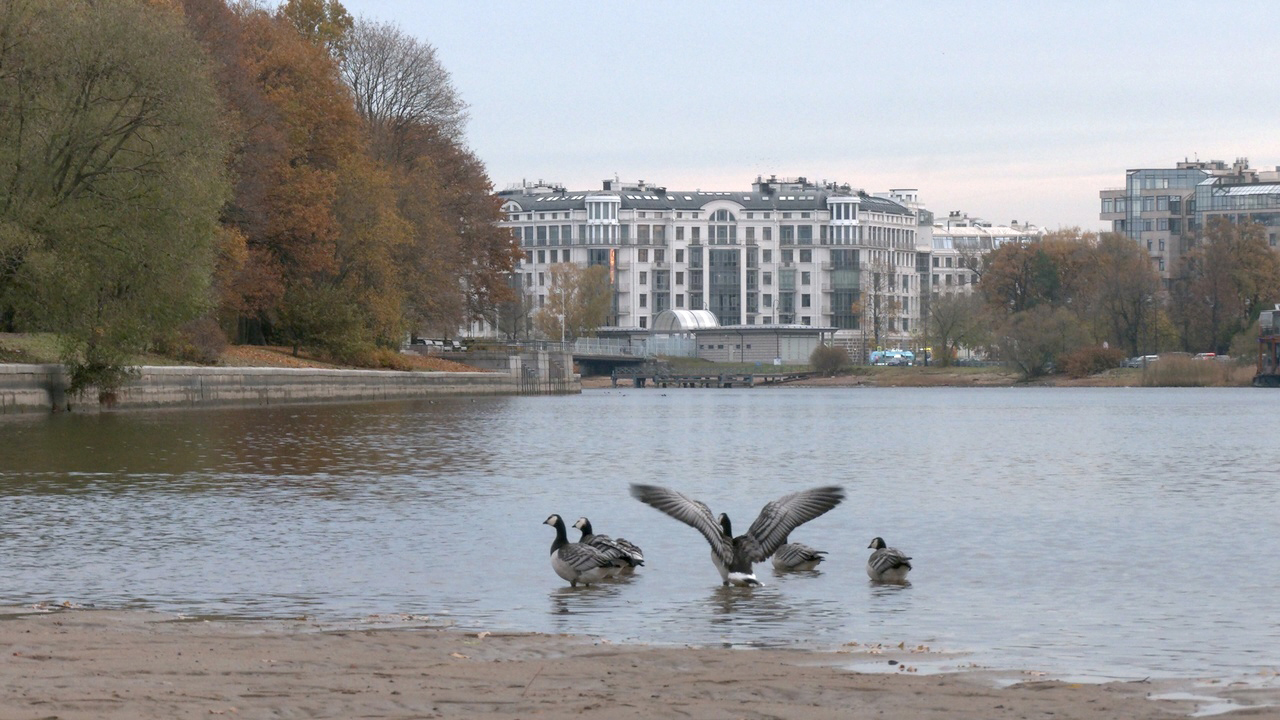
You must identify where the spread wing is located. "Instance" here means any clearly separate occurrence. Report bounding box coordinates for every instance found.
[630,484,732,567]
[774,542,826,567]
[741,485,845,562]
[557,542,617,572]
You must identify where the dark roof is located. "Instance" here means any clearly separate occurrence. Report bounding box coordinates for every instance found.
[497,185,912,216]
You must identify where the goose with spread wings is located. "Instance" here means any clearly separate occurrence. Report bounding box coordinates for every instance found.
[629,484,845,586]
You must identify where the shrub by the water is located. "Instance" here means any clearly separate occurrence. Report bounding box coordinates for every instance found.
[810,345,850,376]
[1060,345,1126,378]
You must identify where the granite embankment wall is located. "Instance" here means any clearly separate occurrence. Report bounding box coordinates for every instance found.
[1,352,577,414]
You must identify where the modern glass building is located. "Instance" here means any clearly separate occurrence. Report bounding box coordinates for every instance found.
[1100,158,1280,283]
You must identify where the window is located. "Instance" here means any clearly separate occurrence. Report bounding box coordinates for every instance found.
[639,316,647,328]
[801,271,811,285]
[676,249,684,263]
[638,248,648,262]
[799,249,812,262]
[676,226,685,241]
[537,250,546,263]
[538,272,546,286]
[1157,218,1169,231]
[763,227,772,242]
[801,294,811,308]
[655,249,665,263]
[676,293,684,307]
[639,271,647,285]
[932,257,939,267]
[763,271,772,286]
[691,227,701,243]
[676,271,684,285]
[1159,239,1165,251]
[1102,198,1114,213]
[763,249,772,262]
[763,293,773,307]
[746,227,755,242]
[780,225,795,244]
[782,249,793,263]
[640,294,647,308]
[797,225,813,244]
[637,226,650,243]
[1157,196,1168,211]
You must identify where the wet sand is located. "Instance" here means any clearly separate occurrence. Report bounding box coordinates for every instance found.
[3,608,1276,719]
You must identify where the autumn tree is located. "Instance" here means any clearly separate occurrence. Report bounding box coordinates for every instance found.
[927,291,988,366]
[340,19,468,163]
[0,0,230,395]
[337,17,518,340]
[1170,218,1280,353]
[534,264,612,342]
[1085,232,1162,356]
[280,0,353,59]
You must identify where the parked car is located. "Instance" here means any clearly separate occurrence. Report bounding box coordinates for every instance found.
[1125,355,1159,368]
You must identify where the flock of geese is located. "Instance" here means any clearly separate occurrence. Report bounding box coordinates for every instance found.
[544,483,912,588]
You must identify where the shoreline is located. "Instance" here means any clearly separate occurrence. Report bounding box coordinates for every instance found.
[2,607,1275,718]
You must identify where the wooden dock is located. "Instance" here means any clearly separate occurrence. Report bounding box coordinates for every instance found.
[611,369,815,388]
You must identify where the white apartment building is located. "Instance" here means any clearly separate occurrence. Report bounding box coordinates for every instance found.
[496,175,922,350]
[929,212,1046,293]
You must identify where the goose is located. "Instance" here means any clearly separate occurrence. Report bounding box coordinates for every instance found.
[573,517,644,573]
[771,537,828,571]
[629,484,845,587]
[544,514,617,587]
[866,537,912,583]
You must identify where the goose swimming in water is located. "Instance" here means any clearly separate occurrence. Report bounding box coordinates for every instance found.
[866,537,912,583]
[771,537,828,571]
[629,484,845,586]
[544,514,618,587]
[573,517,644,573]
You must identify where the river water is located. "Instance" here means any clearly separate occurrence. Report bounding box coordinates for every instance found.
[1,387,1277,682]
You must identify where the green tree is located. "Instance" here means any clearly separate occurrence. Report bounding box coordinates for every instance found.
[535,264,611,342]
[995,305,1087,379]
[927,291,988,367]
[0,0,230,397]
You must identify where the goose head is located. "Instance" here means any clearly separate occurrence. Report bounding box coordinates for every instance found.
[868,537,886,550]
[545,514,563,529]
[572,516,593,534]
[717,513,733,538]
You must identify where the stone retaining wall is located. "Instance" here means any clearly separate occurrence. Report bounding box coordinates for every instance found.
[1,355,577,414]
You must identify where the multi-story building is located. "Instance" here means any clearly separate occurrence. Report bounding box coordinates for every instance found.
[497,176,922,352]
[1194,172,1280,249]
[928,212,1045,294]
[1100,158,1280,283]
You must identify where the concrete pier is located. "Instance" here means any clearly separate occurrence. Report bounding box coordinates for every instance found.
[1,352,577,414]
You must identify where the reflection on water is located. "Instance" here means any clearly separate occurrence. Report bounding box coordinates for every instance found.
[2,389,1280,681]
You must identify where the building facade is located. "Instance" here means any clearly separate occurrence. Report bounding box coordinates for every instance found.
[1100,158,1280,283]
[497,176,922,352]
[928,212,1045,294]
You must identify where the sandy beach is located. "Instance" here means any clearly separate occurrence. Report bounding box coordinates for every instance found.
[2,608,1276,719]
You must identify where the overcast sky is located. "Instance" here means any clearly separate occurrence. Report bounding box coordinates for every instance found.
[333,1,1280,230]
